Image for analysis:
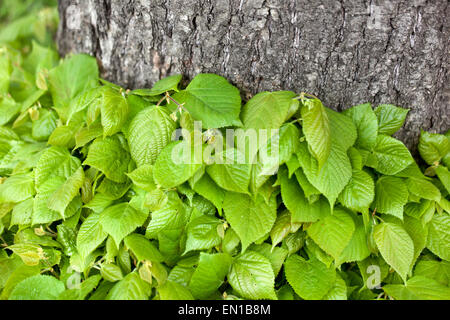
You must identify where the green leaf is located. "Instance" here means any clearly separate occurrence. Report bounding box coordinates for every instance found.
[300,98,331,168]
[418,130,450,165]
[106,272,150,300]
[228,251,277,300]
[374,104,409,136]
[435,165,450,194]
[76,212,108,260]
[9,275,65,300]
[188,253,232,299]
[426,213,450,261]
[206,148,251,194]
[223,192,276,252]
[83,136,131,183]
[337,215,370,265]
[414,260,450,286]
[124,233,164,262]
[323,274,347,300]
[35,146,81,192]
[47,167,84,217]
[100,203,148,247]
[373,222,414,282]
[127,165,156,192]
[0,173,35,203]
[284,255,336,300]
[184,215,222,254]
[370,135,414,175]
[403,216,428,270]
[158,280,194,300]
[128,106,177,166]
[270,211,301,248]
[307,208,355,260]
[100,87,129,137]
[297,141,352,207]
[48,54,99,121]
[189,172,225,212]
[343,103,378,150]
[384,276,450,300]
[374,176,409,219]
[100,264,124,282]
[171,74,242,129]
[279,167,330,223]
[406,177,441,202]
[249,243,288,277]
[0,96,20,126]
[153,141,202,188]
[338,169,374,212]
[241,91,298,130]
[132,74,182,96]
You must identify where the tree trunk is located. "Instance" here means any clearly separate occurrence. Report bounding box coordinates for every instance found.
[57,0,449,151]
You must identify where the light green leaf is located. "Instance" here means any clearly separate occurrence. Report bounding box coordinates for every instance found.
[153,141,202,189]
[307,208,355,260]
[300,98,331,168]
[375,104,409,136]
[228,251,277,300]
[270,211,301,248]
[184,215,222,254]
[337,215,370,265]
[373,222,414,282]
[414,260,450,286]
[435,165,450,194]
[9,275,65,300]
[279,166,330,223]
[374,176,408,219]
[47,167,84,217]
[284,255,336,300]
[188,252,232,299]
[371,135,414,175]
[426,213,450,261]
[100,88,129,136]
[127,165,156,192]
[100,203,148,247]
[223,192,276,252]
[76,212,108,260]
[158,280,194,300]
[48,54,99,121]
[35,146,81,192]
[241,91,298,130]
[189,172,225,212]
[338,169,374,212]
[297,141,352,207]
[406,177,441,202]
[0,173,35,203]
[383,276,450,300]
[322,274,347,300]
[106,272,150,300]
[124,233,164,262]
[343,103,378,150]
[171,74,242,129]
[100,264,124,282]
[418,130,450,165]
[131,74,182,96]
[206,148,251,194]
[128,105,177,166]
[83,136,131,183]
[249,243,288,277]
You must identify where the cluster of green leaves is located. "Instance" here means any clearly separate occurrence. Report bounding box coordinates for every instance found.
[0,1,449,301]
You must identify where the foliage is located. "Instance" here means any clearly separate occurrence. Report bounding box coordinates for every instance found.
[0,1,449,301]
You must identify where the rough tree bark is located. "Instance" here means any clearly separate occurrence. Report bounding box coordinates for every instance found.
[57,0,449,151]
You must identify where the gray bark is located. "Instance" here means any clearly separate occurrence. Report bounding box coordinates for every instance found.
[57,0,450,151]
